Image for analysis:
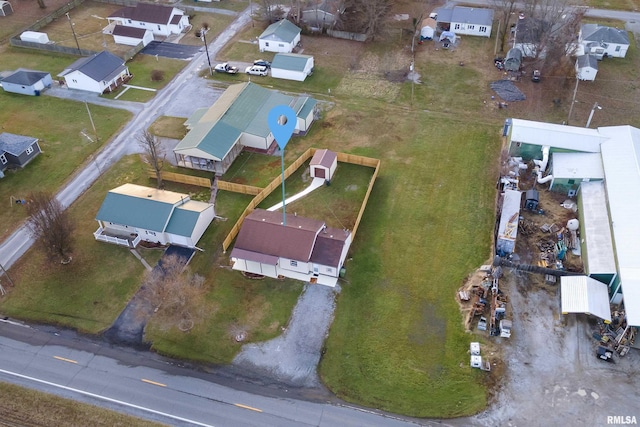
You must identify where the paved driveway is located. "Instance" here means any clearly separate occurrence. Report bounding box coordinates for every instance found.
[141,41,203,60]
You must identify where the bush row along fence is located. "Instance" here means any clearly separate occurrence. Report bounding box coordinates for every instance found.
[149,171,263,196]
[222,148,380,253]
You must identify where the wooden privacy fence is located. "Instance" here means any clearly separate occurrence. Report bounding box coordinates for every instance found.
[222,148,381,253]
[150,171,211,187]
[149,171,264,196]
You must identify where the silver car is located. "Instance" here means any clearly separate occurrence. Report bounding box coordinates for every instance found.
[245,65,268,76]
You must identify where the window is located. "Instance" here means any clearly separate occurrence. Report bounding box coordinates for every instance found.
[326,267,333,273]
[454,23,461,30]
[25,146,33,155]
[72,79,77,83]
[0,154,6,165]
[279,43,284,47]
[615,46,621,52]
[468,25,475,30]
[480,26,487,32]
[290,260,297,267]
[568,179,575,185]
[157,25,161,30]
[128,19,132,24]
[265,42,269,46]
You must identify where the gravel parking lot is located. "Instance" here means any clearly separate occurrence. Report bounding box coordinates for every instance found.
[473,271,640,427]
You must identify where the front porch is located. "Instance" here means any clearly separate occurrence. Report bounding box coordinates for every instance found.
[94,226,141,248]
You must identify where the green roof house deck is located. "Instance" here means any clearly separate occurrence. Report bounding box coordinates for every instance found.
[94,183,214,249]
[173,82,317,175]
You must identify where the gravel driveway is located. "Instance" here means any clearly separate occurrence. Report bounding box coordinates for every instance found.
[233,284,338,388]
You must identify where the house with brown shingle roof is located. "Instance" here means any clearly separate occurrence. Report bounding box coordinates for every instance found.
[230,208,352,287]
[107,3,189,37]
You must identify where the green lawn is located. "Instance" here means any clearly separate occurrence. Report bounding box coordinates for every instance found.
[0,156,153,333]
[0,95,131,242]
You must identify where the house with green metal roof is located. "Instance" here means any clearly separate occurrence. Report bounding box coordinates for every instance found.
[271,53,315,81]
[259,19,301,53]
[173,82,317,175]
[94,183,215,249]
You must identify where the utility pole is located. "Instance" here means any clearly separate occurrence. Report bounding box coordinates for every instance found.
[66,12,81,53]
[85,101,98,142]
[197,24,213,76]
[567,76,579,125]
[585,102,601,128]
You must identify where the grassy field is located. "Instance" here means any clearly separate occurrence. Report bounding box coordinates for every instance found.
[0,95,131,242]
[0,382,166,427]
[0,156,158,333]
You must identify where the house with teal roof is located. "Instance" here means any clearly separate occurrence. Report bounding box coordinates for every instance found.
[94,183,215,249]
[173,82,317,175]
[259,19,301,53]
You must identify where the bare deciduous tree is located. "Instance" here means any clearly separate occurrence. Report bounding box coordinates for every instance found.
[142,254,207,331]
[491,0,518,54]
[338,0,391,39]
[138,130,165,189]
[25,192,75,264]
[36,0,46,9]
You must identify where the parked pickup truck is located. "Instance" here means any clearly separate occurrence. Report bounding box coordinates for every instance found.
[214,63,239,74]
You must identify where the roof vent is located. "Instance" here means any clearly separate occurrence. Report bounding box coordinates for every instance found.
[147,194,152,198]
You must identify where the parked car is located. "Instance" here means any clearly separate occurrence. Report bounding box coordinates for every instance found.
[214,63,239,74]
[532,69,541,82]
[245,65,268,76]
[253,59,271,69]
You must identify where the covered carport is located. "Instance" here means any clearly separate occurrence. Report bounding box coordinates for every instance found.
[561,275,612,323]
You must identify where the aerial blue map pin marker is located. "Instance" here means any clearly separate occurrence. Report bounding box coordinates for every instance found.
[268,105,297,150]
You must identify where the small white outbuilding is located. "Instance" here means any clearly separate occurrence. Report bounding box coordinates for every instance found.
[20,31,50,44]
[310,149,337,181]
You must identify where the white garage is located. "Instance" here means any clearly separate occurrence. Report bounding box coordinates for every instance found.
[271,53,314,82]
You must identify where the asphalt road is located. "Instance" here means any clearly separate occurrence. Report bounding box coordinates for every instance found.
[141,41,203,60]
[0,320,436,427]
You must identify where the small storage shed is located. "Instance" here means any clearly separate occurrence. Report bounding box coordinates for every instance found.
[0,1,14,16]
[420,17,437,40]
[576,54,598,81]
[1,70,52,96]
[504,48,522,72]
[310,149,337,180]
[496,189,522,256]
[19,31,50,44]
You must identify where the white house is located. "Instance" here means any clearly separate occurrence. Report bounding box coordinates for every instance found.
[259,20,301,53]
[310,149,337,180]
[59,51,130,94]
[107,3,189,37]
[435,6,494,38]
[111,25,154,47]
[579,24,630,59]
[576,54,598,81]
[173,82,317,175]
[270,53,314,81]
[230,209,352,287]
[94,183,215,249]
